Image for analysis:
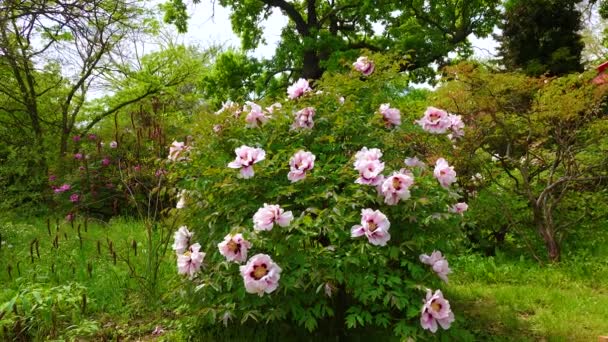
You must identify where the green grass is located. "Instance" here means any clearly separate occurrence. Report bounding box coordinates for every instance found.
[2,216,608,341]
[0,215,179,340]
[447,254,608,341]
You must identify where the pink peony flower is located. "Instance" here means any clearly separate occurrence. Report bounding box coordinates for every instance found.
[177,243,205,277]
[381,172,414,205]
[101,157,111,166]
[69,193,80,203]
[72,135,81,142]
[215,100,238,115]
[354,147,383,164]
[109,141,118,149]
[168,141,190,162]
[172,226,193,254]
[88,134,97,140]
[265,102,282,114]
[351,208,391,246]
[404,156,426,169]
[354,159,385,186]
[253,203,293,231]
[353,147,385,186]
[292,107,315,129]
[434,158,457,188]
[450,202,468,214]
[416,107,452,134]
[420,289,455,333]
[288,150,315,182]
[218,233,252,263]
[227,145,266,179]
[287,78,312,99]
[74,153,83,160]
[447,114,465,139]
[378,103,401,127]
[244,101,269,128]
[239,254,282,296]
[420,250,451,283]
[353,56,375,76]
[48,175,57,182]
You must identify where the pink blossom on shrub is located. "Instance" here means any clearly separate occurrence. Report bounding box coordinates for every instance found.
[109,141,118,148]
[378,103,401,127]
[69,193,80,203]
[351,208,391,246]
[419,250,451,283]
[292,107,315,129]
[265,102,282,114]
[88,134,97,140]
[168,141,190,162]
[215,100,238,115]
[404,156,426,169]
[72,135,81,142]
[420,289,454,333]
[48,175,57,182]
[288,150,315,182]
[244,101,269,128]
[218,233,252,263]
[239,253,282,296]
[354,147,382,164]
[74,153,83,160]
[177,243,205,277]
[227,145,266,179]
[381,172,414,205]
[447,114,465,139]
[416,107,452,134]
[433,158,457,188]
[353,56,375,76]
[253,203,293,231]
[172,226,193,254]
[449,202,468,214]
[287,78,311,99]
[354,159,385,186]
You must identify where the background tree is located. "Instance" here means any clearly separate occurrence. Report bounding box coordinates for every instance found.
[163,0,500,82]
[497,0,585,76]
[433,62,608,262]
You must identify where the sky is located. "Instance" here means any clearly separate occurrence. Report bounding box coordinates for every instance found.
[157,1,499,60]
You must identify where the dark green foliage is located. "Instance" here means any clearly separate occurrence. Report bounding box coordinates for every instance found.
[163,0,500,82]
[497,0,584,76]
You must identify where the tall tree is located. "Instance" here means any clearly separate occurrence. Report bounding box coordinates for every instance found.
[163,0,500,81]
[497,0,585,76]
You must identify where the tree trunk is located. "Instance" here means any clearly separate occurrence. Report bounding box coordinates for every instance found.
[302,49,323,80]
[532,204,561,262]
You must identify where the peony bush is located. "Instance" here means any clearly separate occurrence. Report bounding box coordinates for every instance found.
[168,54,470,339]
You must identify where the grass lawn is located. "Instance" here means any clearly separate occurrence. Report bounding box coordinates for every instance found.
[1,216,607,340]
[448,254,608,341]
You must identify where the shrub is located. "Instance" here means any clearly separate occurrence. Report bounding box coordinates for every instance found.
[169,54,471,339]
